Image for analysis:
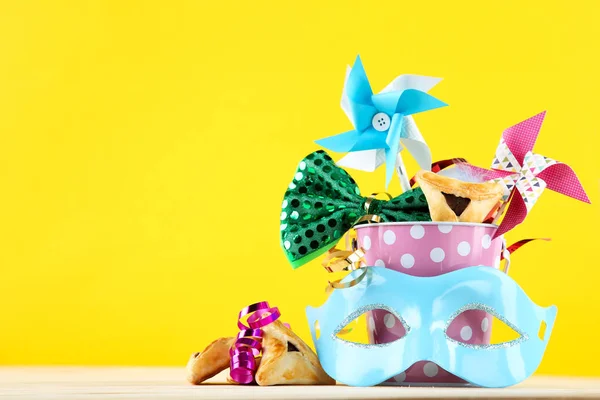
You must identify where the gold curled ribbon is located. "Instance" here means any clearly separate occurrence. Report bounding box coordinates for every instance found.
[320,192,391,303]
[355,214,382,226]
[322,240,368,300]
[364,192,393,214]
[321,214,379,274]
[326,268,369,293]
[322,247,366,273]
[317,193,391,336]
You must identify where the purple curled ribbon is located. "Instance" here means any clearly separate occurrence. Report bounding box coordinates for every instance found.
[229,301,283,384]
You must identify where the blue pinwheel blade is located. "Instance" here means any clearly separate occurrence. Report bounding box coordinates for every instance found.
[315,130,361,152]
[315,127,390,153]
[395,89,447,115]
[348,127,388,152]
[348,102,378,132]
[370,91,403,115]
[384,114,404,188]
[346,55,373,104]
[343,55,377,131]
[372,89,447,116]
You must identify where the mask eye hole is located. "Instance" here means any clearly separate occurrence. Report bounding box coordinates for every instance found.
[368,310,408,344]
[334,306,409,346]
[446,305,526,348]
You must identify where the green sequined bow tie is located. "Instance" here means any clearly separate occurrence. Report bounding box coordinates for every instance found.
[280,150,431,269]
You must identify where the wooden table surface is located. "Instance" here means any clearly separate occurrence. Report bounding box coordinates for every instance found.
[1,367,600,400]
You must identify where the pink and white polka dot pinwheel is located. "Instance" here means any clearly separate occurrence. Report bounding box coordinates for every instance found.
[466,111,590,238]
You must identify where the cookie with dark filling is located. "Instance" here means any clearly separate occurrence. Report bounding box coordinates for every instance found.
[186,337,235,384]
[255,320,335,386]
[186,321,334,386]
[415,170,503,223]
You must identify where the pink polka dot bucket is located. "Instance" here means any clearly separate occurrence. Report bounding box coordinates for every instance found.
[354,221,504,385]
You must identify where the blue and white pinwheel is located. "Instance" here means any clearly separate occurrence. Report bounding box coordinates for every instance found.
[315,56,447,190]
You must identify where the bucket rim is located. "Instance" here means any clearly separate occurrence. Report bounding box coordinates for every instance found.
[354,221,498,230]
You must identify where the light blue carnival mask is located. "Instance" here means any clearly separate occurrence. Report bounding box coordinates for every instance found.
[306,266,556,387]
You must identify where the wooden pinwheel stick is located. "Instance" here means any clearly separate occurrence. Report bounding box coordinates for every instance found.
[492,189,515,225]
[395,152,412,193]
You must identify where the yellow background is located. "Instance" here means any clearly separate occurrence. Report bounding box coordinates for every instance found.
[1,0,599,376]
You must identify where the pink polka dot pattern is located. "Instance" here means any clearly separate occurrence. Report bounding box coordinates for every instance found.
[356,223,502,277]
[356,222,502,385]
